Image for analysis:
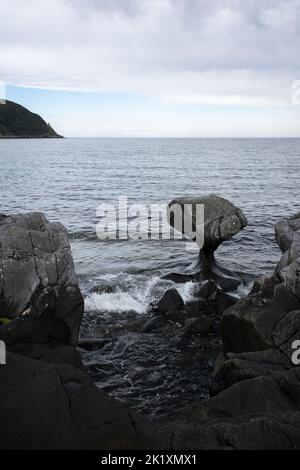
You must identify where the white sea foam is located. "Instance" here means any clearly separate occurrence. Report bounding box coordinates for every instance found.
[176,280,198,302]
[85,291,147,314]
[84,275,197,315]
[234,281,253,298]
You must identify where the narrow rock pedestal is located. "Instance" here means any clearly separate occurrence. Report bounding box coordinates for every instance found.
[166,195,248,291]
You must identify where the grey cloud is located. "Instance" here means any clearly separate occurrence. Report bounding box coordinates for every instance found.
[0,0,300,104]
[64,0,143,16]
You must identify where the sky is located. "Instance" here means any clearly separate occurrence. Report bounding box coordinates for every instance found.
[1,0,300,137]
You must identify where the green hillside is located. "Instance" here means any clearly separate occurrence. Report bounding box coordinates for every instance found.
[0,100,63,138]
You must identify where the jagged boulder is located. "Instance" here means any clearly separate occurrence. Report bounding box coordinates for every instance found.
[275,212,300,271]
[220,211,300,419]
[215,349,291,388]
[152,288,184,315]
[0,213,83,349]
[222,213,300,357]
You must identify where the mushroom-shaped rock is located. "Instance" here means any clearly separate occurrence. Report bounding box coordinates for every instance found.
[166,195,247,291]
[167,195,247,251]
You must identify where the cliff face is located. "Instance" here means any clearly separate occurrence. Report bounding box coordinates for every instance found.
[0,100,63,138]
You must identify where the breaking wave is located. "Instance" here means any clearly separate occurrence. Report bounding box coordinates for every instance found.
[84,273,197,315]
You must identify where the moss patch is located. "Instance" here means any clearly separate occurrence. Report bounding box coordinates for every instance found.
[0,317,12,326]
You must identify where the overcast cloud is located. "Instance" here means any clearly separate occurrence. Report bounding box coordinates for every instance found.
[0,0,300,107]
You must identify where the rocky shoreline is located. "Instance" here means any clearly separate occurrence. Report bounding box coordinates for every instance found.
[1,198,300,450]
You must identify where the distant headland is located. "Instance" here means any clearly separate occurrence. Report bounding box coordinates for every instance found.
[0,100,63,139]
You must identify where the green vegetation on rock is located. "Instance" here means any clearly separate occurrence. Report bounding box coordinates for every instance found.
[0,317,12,326]
[0,100,63,138]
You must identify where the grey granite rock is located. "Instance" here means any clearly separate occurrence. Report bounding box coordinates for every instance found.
[222,213,300,357]
[219,212,300,443]
[152,288,184,315]
[0,213,83,347]
[168,194,247,250]
[165,196,247,291]
[275,212,300,271]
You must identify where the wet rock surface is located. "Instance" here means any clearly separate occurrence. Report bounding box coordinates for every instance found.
[151,288,184,315]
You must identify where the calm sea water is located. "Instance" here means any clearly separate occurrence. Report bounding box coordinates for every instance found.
[1,137,300,413]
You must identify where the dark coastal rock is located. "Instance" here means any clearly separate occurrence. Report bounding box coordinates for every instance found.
[78,337,110,351]
[184,316,212,335]
[198,280,219,299]
[170,369,300,450]
[141,315,169,333]
[89,284,114,295]
[218,212,300,434]
[221,274,300,354]
[0,352,159,450]
[7,342,85,370]
[222,213,300,356]
[198,280,238,315]
[143,279,237,334]
[5,344,300,450]
[275,213,300,272]
[167,281,237,322]
[151,288,184,315]
[142,287,186,332]
[0,213,84,350]
[215,349,291,388]
[275,213,300,258]
[184,299,206,316]
[168,195,247,250]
